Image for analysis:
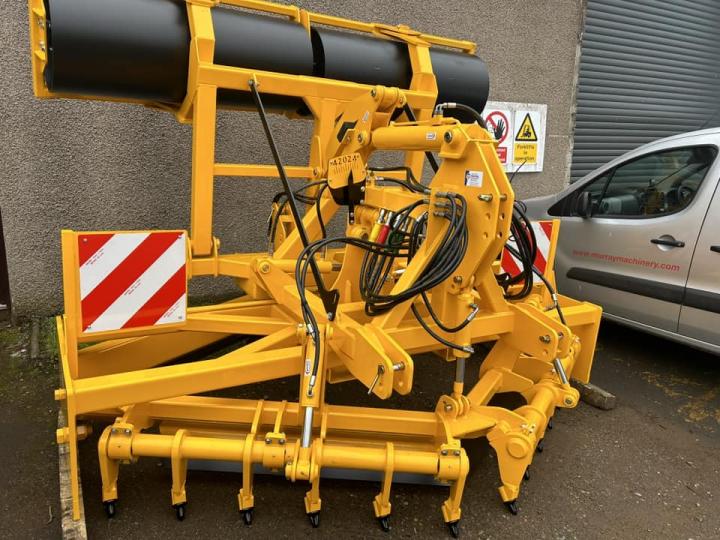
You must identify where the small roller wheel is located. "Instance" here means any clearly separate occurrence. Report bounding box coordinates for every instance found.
[547,417,554,430]
[103,500,117,519]
[378,515,390,533]
[448,520,460,538]
[173,503,186,521]
[536,438,545,453]
[308,511,320,528]
[523,467,530,482]
[241,508,253,526]
[505,500,519,515]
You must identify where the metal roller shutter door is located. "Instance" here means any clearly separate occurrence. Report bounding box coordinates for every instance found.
[571,0,720,181]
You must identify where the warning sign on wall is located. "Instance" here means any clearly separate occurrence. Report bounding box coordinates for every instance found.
[484,109,512,164]
[483,102,547,173]
[515,113,538,141]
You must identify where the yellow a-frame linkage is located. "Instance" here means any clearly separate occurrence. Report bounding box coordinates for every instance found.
[30,0,602,533]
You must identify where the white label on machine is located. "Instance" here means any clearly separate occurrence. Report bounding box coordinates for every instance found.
[304,359,312,376]
[464,170,484,187]
[426,132,437,141]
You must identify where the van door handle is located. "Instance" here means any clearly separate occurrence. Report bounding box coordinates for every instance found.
[711,245,720,254]
[651,237,685,248]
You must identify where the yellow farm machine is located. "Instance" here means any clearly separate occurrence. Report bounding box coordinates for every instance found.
[28,0,601,536]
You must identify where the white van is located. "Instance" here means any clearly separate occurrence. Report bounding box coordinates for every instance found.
[524,128,720,355]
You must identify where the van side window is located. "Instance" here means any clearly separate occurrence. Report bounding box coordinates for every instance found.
[595,146,716,218]
[549,145,717,218]
[548,171,611,216]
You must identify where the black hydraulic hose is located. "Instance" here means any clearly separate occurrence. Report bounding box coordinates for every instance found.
[504,243,567,326]
[269,180,330,245]
[313,183,329,239]
[434,102,488,129]
[420,291,475,333]
[411,303,474,354]
[501,201,538,300]
[367,166,428,194]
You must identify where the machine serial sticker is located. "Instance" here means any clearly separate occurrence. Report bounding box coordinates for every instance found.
[464,170,484,187]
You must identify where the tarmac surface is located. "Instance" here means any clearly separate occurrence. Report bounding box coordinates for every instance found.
[1,319,718,539]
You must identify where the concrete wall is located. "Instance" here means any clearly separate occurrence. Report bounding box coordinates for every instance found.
[0,0,583,316]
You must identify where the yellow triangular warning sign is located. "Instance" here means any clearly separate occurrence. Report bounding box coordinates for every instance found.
[515,113,538,142]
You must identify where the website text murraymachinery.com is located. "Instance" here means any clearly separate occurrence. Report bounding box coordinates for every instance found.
[572,250,681,272]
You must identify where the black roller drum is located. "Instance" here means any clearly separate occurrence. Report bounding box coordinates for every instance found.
[42,0,489,116]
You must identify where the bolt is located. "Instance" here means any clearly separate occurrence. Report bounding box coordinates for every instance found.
[444,131,453,143]
[444,403,453,412]
[357,133,364,143]
[265,438,272,444]
[360,186,366,192]
[453,276,463,284]
[370,88,377,97]
[564,396,574,406]
[558,332,564,339]
[313,167,319,177]
[124,429,131,435]
[111,428,117,434]
[280,439,286,445]
[477,194,493,202]
[539,334,551,344]
[259,262,270,274]
[441,449,448,456]
[39,41,46,52]
[500,194,508,201]
[453,450,461,456]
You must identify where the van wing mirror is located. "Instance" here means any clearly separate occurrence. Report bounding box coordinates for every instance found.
[575,191,593,218]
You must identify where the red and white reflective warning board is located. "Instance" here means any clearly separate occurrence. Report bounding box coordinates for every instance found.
[501,221,555,277]
[77,231,187,333]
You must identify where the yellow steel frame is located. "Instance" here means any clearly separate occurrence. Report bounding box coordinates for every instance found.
[30,0,602,527]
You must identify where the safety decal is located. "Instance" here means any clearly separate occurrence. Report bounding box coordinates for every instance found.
[501,221,554,277]
[77,231,187,333]
[484,109,511,164]
[484,102,547,172]
[515,113,538,141]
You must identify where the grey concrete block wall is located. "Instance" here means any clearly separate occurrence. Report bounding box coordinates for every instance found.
[0,0,582,316]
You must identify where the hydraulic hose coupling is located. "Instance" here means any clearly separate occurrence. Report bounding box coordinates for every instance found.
[369,209,387,242]
[376,212,394,244]
[465,304,479,323]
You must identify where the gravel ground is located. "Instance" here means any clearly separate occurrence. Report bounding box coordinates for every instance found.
[0,319,718,539]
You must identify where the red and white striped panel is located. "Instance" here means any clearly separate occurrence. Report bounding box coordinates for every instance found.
[77,231,187,333]
[501,221,554,277]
